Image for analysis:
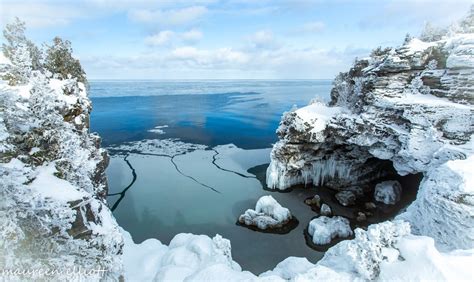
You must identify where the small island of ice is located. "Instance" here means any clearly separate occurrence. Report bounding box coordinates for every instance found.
[238,195,293,231]
[307,216,353,245]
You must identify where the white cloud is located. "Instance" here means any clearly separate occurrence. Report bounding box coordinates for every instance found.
[358,0,472,30]
[128,6,208,26]
[168,46,248,66]
[247,30,281,50]
[144,30,175,46]
[0,1,86,28]
[182,28,203,42]
[301,21,325,32]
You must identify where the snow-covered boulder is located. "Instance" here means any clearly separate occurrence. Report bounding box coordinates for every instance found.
[307,216,353,245]
[374,180,402,205]
[238,195,293,230]
[320,203,332,216]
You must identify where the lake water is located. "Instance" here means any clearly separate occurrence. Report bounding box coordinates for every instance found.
[90,80,334,274]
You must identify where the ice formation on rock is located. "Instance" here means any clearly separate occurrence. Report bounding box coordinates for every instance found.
[374,180,402,205]
[238,195,293,230]
[307,216,353,245]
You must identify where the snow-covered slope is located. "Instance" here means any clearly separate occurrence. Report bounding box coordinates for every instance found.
[0,62,123,279]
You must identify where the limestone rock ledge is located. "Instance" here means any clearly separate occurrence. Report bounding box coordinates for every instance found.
[266,31,473,252]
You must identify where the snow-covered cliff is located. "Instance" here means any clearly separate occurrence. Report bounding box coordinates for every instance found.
[0,57,123,279]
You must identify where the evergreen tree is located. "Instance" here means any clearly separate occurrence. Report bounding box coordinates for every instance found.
[2,17,41,70]
[44,37,88,87]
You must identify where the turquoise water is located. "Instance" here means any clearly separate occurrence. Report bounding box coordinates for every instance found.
[90,80,334,274]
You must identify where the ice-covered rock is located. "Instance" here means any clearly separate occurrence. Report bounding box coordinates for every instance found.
[335,190,357,206]
[304,194,321,207]
[307,216,353,245]
[374,180,402,205]
[320,203,332,216]
[265,14,473,261]
[267,30,474,191]
[238,195,293,230]
[398,156,474,251]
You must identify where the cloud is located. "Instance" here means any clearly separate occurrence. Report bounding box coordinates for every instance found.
[144,30,175,46]
[82,43,370,79]
[144,29,203,47]
[168,46,249,66]
[128,6,208,26]
[300,21,325,33]
[247,30,281,50]
[0,1,86,28]
[358,0,472,30]
[182,28,203,42]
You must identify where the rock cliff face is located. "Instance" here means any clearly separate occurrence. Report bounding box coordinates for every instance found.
[0,64,123,278]
[266,32,473,251]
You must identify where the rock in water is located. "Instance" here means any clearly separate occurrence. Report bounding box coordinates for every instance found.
[238,195,292,230]
[335,191,357,206]
[374,181,402,205]
[320,203,332,216]
[308,216,353,245]
[305,194,321,207]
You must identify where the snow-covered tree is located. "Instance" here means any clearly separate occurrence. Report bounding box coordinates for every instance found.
[420,22,447,42]
[459,4,474,33]
[44,37,88,88]
[2,18,41,68]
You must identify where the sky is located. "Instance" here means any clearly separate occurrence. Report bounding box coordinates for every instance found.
[0,0,472,79]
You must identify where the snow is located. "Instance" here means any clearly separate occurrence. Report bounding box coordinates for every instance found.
[307,216,353,245]
[320,204,332,216]
[378,235,474,281]
[374,180,402,205]
[398,156,474,251]
[28,162,87,202]
[121,229,256,281]
[122,229,169,281]
[295,102,343,134]
[389,92,472,109]
[239,195,292,230]
[405,38,436,54]
[0,53,10,64]
[260,257,315,280]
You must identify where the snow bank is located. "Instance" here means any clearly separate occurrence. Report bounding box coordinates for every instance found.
[378,235,474,281]
[238,195,292,230]
[259,257,314,280]
[307,216,353,245]
[28,162,87,202]
[121,229,256,281]
[399,156,474,251]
